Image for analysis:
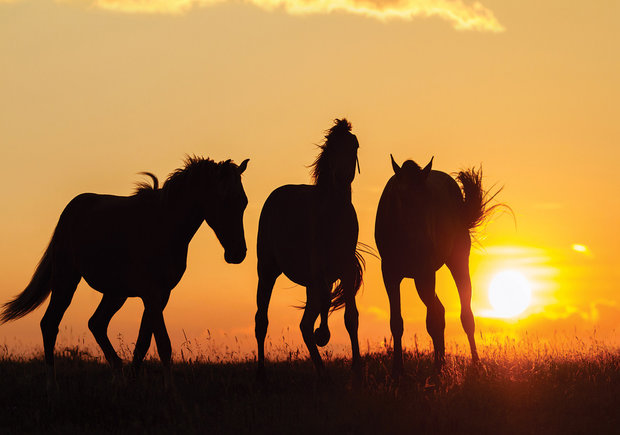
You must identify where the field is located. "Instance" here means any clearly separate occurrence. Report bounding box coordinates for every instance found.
[0,338,618,434]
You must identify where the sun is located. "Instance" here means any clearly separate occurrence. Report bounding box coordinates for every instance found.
[488,269,532,318]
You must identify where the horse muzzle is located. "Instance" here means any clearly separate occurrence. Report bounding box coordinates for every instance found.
[224,249,246,264]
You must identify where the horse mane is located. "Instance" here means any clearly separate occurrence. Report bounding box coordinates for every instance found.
[310,118,352,186]
[133,156,236,196]
[134,172,159,194]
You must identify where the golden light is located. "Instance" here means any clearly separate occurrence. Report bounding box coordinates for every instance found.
[488,270,532,318]
[572,244,588,253]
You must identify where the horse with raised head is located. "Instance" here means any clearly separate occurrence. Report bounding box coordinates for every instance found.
[0,156,249,389]
[375,155,497,378]
[255,118,364,379]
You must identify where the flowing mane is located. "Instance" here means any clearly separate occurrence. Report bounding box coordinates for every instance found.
[134,156,237,195]
[310,118,353,186]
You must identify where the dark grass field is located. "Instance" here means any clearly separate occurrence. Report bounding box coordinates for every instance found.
[1,342,618,434]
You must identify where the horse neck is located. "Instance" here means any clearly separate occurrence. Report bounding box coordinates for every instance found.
[316,181,352,203]
[162,190,208,246]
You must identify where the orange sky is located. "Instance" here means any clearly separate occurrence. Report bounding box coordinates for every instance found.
[1,0,618,358]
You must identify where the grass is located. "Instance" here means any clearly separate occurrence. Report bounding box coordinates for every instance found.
[0,338,618,434]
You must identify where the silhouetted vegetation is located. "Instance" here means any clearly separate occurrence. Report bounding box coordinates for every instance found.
[1,339,617,434]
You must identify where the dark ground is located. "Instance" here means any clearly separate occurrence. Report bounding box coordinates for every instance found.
[0,346,618,434]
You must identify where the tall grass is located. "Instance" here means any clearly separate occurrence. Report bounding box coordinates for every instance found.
[0,335,618,434]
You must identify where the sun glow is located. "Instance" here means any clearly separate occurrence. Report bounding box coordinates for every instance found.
[572,244,588,253]
[488,270,532,318]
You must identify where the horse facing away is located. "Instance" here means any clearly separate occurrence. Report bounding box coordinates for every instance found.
[375,155,498,378]
[256,119,364,380]
[0,156,249,389]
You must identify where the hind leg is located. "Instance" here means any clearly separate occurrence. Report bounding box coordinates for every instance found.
[300,286,324,376]
[447,239,479,363]
[40,274,80,391]
[414,271,445,368]
[255,261,279,379]
[88,294,127,372]
[383,263,404,378]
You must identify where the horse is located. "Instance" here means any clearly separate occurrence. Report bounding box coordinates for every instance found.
[0,156,249,389]
[255,118,364,380]
[375,155,498,378]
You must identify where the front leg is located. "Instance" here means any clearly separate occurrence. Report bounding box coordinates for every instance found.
[382,264,404,380]
[345,296,361,383]
[300,286,324,377]
[131,309,153,374]
[150,308,172,389]
[342,263,362,382]
[133,292,171,388]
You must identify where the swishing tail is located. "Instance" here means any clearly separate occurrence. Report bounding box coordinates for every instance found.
[457,167,507,234]
[0,240,53,323]
[330,246,366,312]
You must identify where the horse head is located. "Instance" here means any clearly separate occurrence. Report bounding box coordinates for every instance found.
[204,159,249,264]
[390,154,433,198]
[312,119,360,189]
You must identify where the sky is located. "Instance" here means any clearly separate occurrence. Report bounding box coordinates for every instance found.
[1,0,618,359]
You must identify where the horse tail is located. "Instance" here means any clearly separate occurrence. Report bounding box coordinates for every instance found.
[457,166,506,235]
[0,238,54,324]
[330,247,365,312]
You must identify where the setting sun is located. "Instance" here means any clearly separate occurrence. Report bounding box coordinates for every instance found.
[488,270,533,318]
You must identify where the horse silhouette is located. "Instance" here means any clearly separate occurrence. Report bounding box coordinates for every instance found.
[375,155,498,378]
[255,119,364,379]
[0,156,249,389]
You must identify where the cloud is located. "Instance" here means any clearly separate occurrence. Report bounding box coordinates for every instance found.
[13,0,504,32]
[91,0,222,14]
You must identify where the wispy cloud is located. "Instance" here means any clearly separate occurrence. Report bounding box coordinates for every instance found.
[9,0,505,32]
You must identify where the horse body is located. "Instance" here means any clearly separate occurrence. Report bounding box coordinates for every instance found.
[376,170,466,275]
[255,119,364,379]
[258,184,358,286]
[1,157,249,390]
[59,192,201,297]
[376,156,490,377]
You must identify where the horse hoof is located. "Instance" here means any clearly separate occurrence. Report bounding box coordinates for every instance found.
[314,327,330,347]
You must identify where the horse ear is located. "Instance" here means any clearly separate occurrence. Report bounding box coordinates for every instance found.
[421,156,433,179]
[238,159,249,175]
[390,154,401,175]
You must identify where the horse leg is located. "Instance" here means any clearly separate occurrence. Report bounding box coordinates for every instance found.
[447,242,479,363]
[131,308,153,374]
[132,293,170,370]
[344,285,361,382]
[383,263,404,378]
[300,286,324,376]
[88,294,127,374]
[415,271,445,369]
[255,263,278,379]
[151,310,172,389]
[40,273,80,392]
[314,281,331,347]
